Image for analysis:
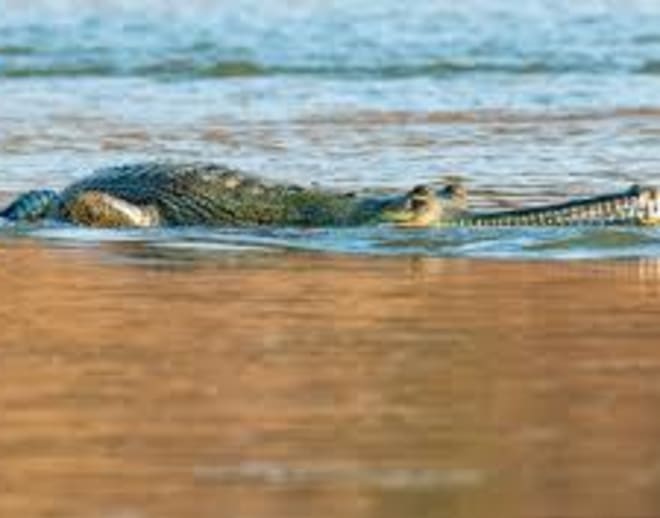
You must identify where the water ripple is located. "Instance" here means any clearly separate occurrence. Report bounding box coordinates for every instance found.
[2,224,658,261]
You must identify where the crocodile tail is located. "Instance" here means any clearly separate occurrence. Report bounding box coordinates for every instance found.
[0,190,60,222]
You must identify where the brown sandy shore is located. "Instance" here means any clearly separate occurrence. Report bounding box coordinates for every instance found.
[0,241,659,518]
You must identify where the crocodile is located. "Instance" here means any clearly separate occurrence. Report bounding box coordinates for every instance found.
[0,162,658,228]
[388,183,660,227]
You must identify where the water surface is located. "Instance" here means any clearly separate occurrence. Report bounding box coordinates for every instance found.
[1,2,660,516]
[2,0,660,257]
[2,0,660,197]
[1,243,659,517]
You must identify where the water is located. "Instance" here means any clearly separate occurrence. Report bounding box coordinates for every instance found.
[1,2,660,516]
[1,0,660,257]
[0,224,658,260]
[1,243,659,518]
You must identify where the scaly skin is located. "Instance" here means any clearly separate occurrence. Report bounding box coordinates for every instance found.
[385,184,659,227]
[0,162,420,227]
[1,162,658,227]
[455,184,659,227]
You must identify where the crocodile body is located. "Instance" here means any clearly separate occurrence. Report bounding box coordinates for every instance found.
[0,162,407,227]
[0,162,658,227]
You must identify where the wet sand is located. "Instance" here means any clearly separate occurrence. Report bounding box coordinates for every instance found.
[0,241,659,517]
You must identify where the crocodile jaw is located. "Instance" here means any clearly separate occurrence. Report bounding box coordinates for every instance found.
[454,185,660,227]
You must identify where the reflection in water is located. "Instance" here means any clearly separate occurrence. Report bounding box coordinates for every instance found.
[8,224,660,260]
[0,242,659,517]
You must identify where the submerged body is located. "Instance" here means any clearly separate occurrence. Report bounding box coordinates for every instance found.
[1,162,658,228]
[0,162,405,227]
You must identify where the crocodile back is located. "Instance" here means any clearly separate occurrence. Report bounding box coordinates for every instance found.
[61,162,367,226]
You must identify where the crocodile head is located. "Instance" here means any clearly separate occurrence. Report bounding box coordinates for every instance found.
[382,183,467,227]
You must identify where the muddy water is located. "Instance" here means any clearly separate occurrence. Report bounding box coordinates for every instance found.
[0,242,658,517]
[2,0,660,515]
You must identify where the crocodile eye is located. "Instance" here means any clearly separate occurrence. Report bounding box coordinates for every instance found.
[410,184,432,196]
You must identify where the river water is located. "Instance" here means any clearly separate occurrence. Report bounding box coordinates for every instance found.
[0,0,659,516]
[1,0,660,257]
[1,243,659,518]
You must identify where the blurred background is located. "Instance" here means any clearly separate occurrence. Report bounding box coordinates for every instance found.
[2,0,660,200]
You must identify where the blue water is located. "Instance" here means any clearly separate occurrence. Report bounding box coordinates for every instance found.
[0,0,659,258]
[4,0,660,82]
